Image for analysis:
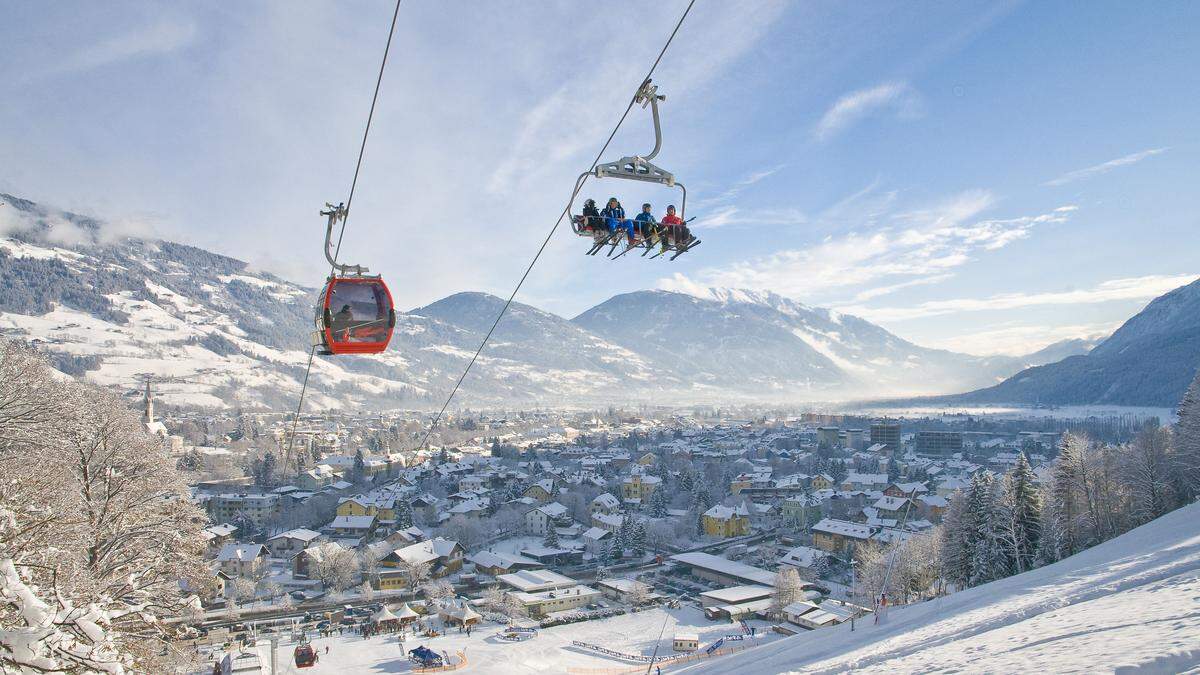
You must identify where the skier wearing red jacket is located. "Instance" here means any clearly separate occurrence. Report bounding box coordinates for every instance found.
[660,204,689,247]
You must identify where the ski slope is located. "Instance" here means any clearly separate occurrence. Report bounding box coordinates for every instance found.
[686,502,1200,674]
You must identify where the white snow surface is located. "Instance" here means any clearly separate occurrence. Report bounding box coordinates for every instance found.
[684,502,1200,674]
[235,605,777,674]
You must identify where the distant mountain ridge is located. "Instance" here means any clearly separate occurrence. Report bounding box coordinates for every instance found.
[0,192,1111,409]
[925,279,1200,407]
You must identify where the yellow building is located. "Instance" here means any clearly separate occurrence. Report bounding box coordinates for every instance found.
[335,496,397,523]
[523,479,555,503]
[810,473,834,490]
[621,474,662,502]
[636,452,657,466]
[701,504,750,538]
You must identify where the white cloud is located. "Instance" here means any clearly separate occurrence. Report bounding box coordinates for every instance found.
[814,81,922,141]
[21,18,197,84]
[695,205,806,229]
[663,189,1072,301]
[695,165,787,209]
[921,321,1115,357]
[486,2,788,196]
[1044,147,1169,187]
[840,274,1200,323]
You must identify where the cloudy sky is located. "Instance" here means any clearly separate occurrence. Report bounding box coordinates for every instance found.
[3,0,1198,356]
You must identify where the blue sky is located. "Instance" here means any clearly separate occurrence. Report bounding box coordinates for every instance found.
[2,1,1197,355]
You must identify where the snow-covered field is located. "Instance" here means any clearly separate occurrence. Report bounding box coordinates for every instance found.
[683,502,1200,674]
[231,606,777,674]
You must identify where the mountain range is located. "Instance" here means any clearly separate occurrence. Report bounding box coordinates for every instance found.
[0,192,1119,410]
[930,278,1200,408]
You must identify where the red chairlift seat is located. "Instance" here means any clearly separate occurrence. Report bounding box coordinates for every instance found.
[317,276,395,355]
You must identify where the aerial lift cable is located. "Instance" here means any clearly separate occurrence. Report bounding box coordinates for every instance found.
[415,0,698,452]
[285,0,404,476]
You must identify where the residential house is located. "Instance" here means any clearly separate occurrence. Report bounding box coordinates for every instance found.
[589,493,621,517]
[525,502,570,535]
[375,537,465,590]
[884,482,929,498]
[266,528,323,558]
[811,518,875,555]
[701,504,751,538]
[781,495,822,529]
[524,479,555,503]
[872,496,912,521]
[520,545,584,567]
[467,550,543,577]
[810,473,835,490]
[216,543,268,578]
[206,493,280,528]
[591,512,625,534]
[777,545,831,577]
[201,523,239,553]
[327,514,377,540]
[621,474,661,504]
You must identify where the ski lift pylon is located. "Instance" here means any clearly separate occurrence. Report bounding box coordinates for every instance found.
[313,202,395,356]
[568,79,700,260]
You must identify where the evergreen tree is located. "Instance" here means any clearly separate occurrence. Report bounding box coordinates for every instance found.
[967,473,1010,586]
[678,468,695,493]
[396,500,414,529]
[353,448,367,484]
[544,523,560,548]
[829,459,849,486]
[631,521,647,557]
[939,491,972,588]
[691,473,714,512]
[1007,453,1042,573]
[1173,372,1200,502]
[649,485,669,518]
[613,518,629,557]
[261,451,277,486]
[886,459,901,484]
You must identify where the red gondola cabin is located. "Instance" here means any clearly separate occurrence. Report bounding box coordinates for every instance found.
[294,643,318,668]
[317,276,395,355]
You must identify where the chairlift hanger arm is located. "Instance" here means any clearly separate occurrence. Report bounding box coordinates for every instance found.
[634,79,666,162]
[321,202,369,276]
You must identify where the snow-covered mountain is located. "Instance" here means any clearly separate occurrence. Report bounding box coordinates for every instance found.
[687,500,1200,674]
[939,278,1200,407]
[0,193,1094,410]
[573,288,1071,399]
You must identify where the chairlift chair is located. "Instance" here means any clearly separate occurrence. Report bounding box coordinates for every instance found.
[568,79,700,261]
[313,203,396,355]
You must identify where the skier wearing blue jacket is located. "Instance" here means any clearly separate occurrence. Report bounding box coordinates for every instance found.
[601,197,635,245]
[634,202,658,242]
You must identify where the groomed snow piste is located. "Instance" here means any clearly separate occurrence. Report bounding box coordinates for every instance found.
[684,502,1200,674]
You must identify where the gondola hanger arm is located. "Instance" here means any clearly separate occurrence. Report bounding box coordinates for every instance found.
[322,202,369,276]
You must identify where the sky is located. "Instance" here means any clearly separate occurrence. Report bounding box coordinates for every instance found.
[2,0,1198,356]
